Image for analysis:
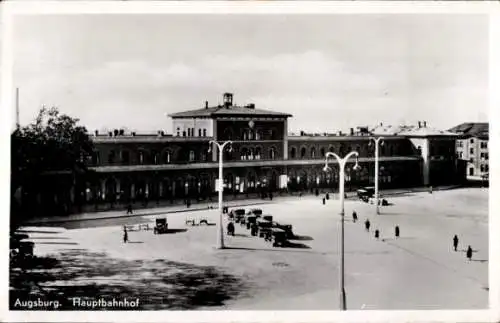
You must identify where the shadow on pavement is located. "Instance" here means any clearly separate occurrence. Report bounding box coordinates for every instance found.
[10,250,249,310]
[289,235,313,241]
[35,242,79,245]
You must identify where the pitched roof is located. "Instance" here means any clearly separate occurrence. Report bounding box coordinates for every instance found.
[448,122,489,139]
[398,127,458,137]
[168,105,292,118]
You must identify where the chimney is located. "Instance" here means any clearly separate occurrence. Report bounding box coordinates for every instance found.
[223,92,233,108]
[380,122,383,126]
[205,101,208,109]
[350,128,354,136]
[418,121,422,128]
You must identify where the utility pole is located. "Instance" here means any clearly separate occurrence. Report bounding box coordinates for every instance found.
[15,87,20,129]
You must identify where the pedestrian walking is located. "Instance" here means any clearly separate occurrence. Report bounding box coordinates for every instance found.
[123,226,128,243]
[429,186,433,194]
[365,219,371,232]
[453,235,459,252]
[326,193,330,200]
[466,245,473,261]
[352,211,358,223]
[395,225,400,238]
[322,197,326,205]
[126,204,133,215]
[374,229,380,239]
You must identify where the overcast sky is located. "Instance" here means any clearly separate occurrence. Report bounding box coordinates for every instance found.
[12,14,489,134]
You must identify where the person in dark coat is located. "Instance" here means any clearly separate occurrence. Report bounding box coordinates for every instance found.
[123,226,128,243]
[365,219,371,232]
[322,197,326,205]
[227,222,235,236]
[352,211,358,223]
[453,235,459,252]
[374,229,380,239]
[126,204,133,215]
[466,245,473,261]
[326,193,330,200]
[395,225,400,238]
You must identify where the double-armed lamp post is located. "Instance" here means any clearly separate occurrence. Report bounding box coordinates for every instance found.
[208,140,233,250]
[323,151,360,311]
[369,137,384,215]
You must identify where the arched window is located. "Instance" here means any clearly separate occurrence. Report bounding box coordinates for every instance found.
[152,151,159,165]
[320,148,325,157]
[290,147,297,159]
[189,150,195,162]
[108,150,116,164]
[182,131,186,137]
[163,151,171,164]
[198,129,202,137]
[247,148,254,160]
[301,147,306,158]
[138,151,145,164]
[240,148,248,160]
[255,147,262,160]
[203,129,207,137]
[121,150,130,164]
[269,147,276,160]
[311,147,316,159]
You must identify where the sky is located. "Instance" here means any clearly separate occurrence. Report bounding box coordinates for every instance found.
[12,14,489,134]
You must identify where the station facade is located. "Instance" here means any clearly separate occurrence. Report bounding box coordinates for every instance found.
[31,93,463,215]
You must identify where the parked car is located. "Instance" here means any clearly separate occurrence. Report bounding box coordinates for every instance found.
[357,186,375,201]
[246,208,263,218]
[229,208,246,220]
[153,218,169,234]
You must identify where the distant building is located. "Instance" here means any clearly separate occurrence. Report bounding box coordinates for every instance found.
[17,93,464,216]
[449,122,489,181]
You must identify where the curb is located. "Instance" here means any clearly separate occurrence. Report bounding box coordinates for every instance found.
[23,201,271,226]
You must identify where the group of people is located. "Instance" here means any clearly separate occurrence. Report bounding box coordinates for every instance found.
[352,210,474,261]
[453,234,474,261]
[353,211,400,240]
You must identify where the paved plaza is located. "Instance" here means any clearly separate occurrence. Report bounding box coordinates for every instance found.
[19,188,488,310]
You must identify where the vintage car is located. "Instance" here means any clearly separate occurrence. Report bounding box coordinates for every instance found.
[246,208,263,218]
[271,228,287,247]
[153,218,169,234]
[229,208,246,220]
[274,223,294,239]
[262,215,273,222]
[257,218,273,237]
[245,215,258,230]
[357,186,375,202]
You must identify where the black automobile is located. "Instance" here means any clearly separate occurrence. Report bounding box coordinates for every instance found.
[246,208,263,217]
[357,187,375,201]
[229,208,246,220]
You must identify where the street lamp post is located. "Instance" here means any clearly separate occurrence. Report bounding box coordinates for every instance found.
[208,140,232,249]
[369,137,384,215]
[323,151,360,311]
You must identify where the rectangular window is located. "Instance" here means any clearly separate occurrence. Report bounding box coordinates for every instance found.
[470,148,474,154]
[470,138,474,144]
[481,142,488,149]
[486,153,489,160]
[485,165,489,172]
[203,129,207,137]
[480,165,484,172]
[459,152,463,158]
[470,158,474,164]
[198,129,202,137]
[480,152,485,159]
[469,168,474,176]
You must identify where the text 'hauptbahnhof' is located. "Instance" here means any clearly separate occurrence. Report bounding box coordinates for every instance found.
[36,93,466,215]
